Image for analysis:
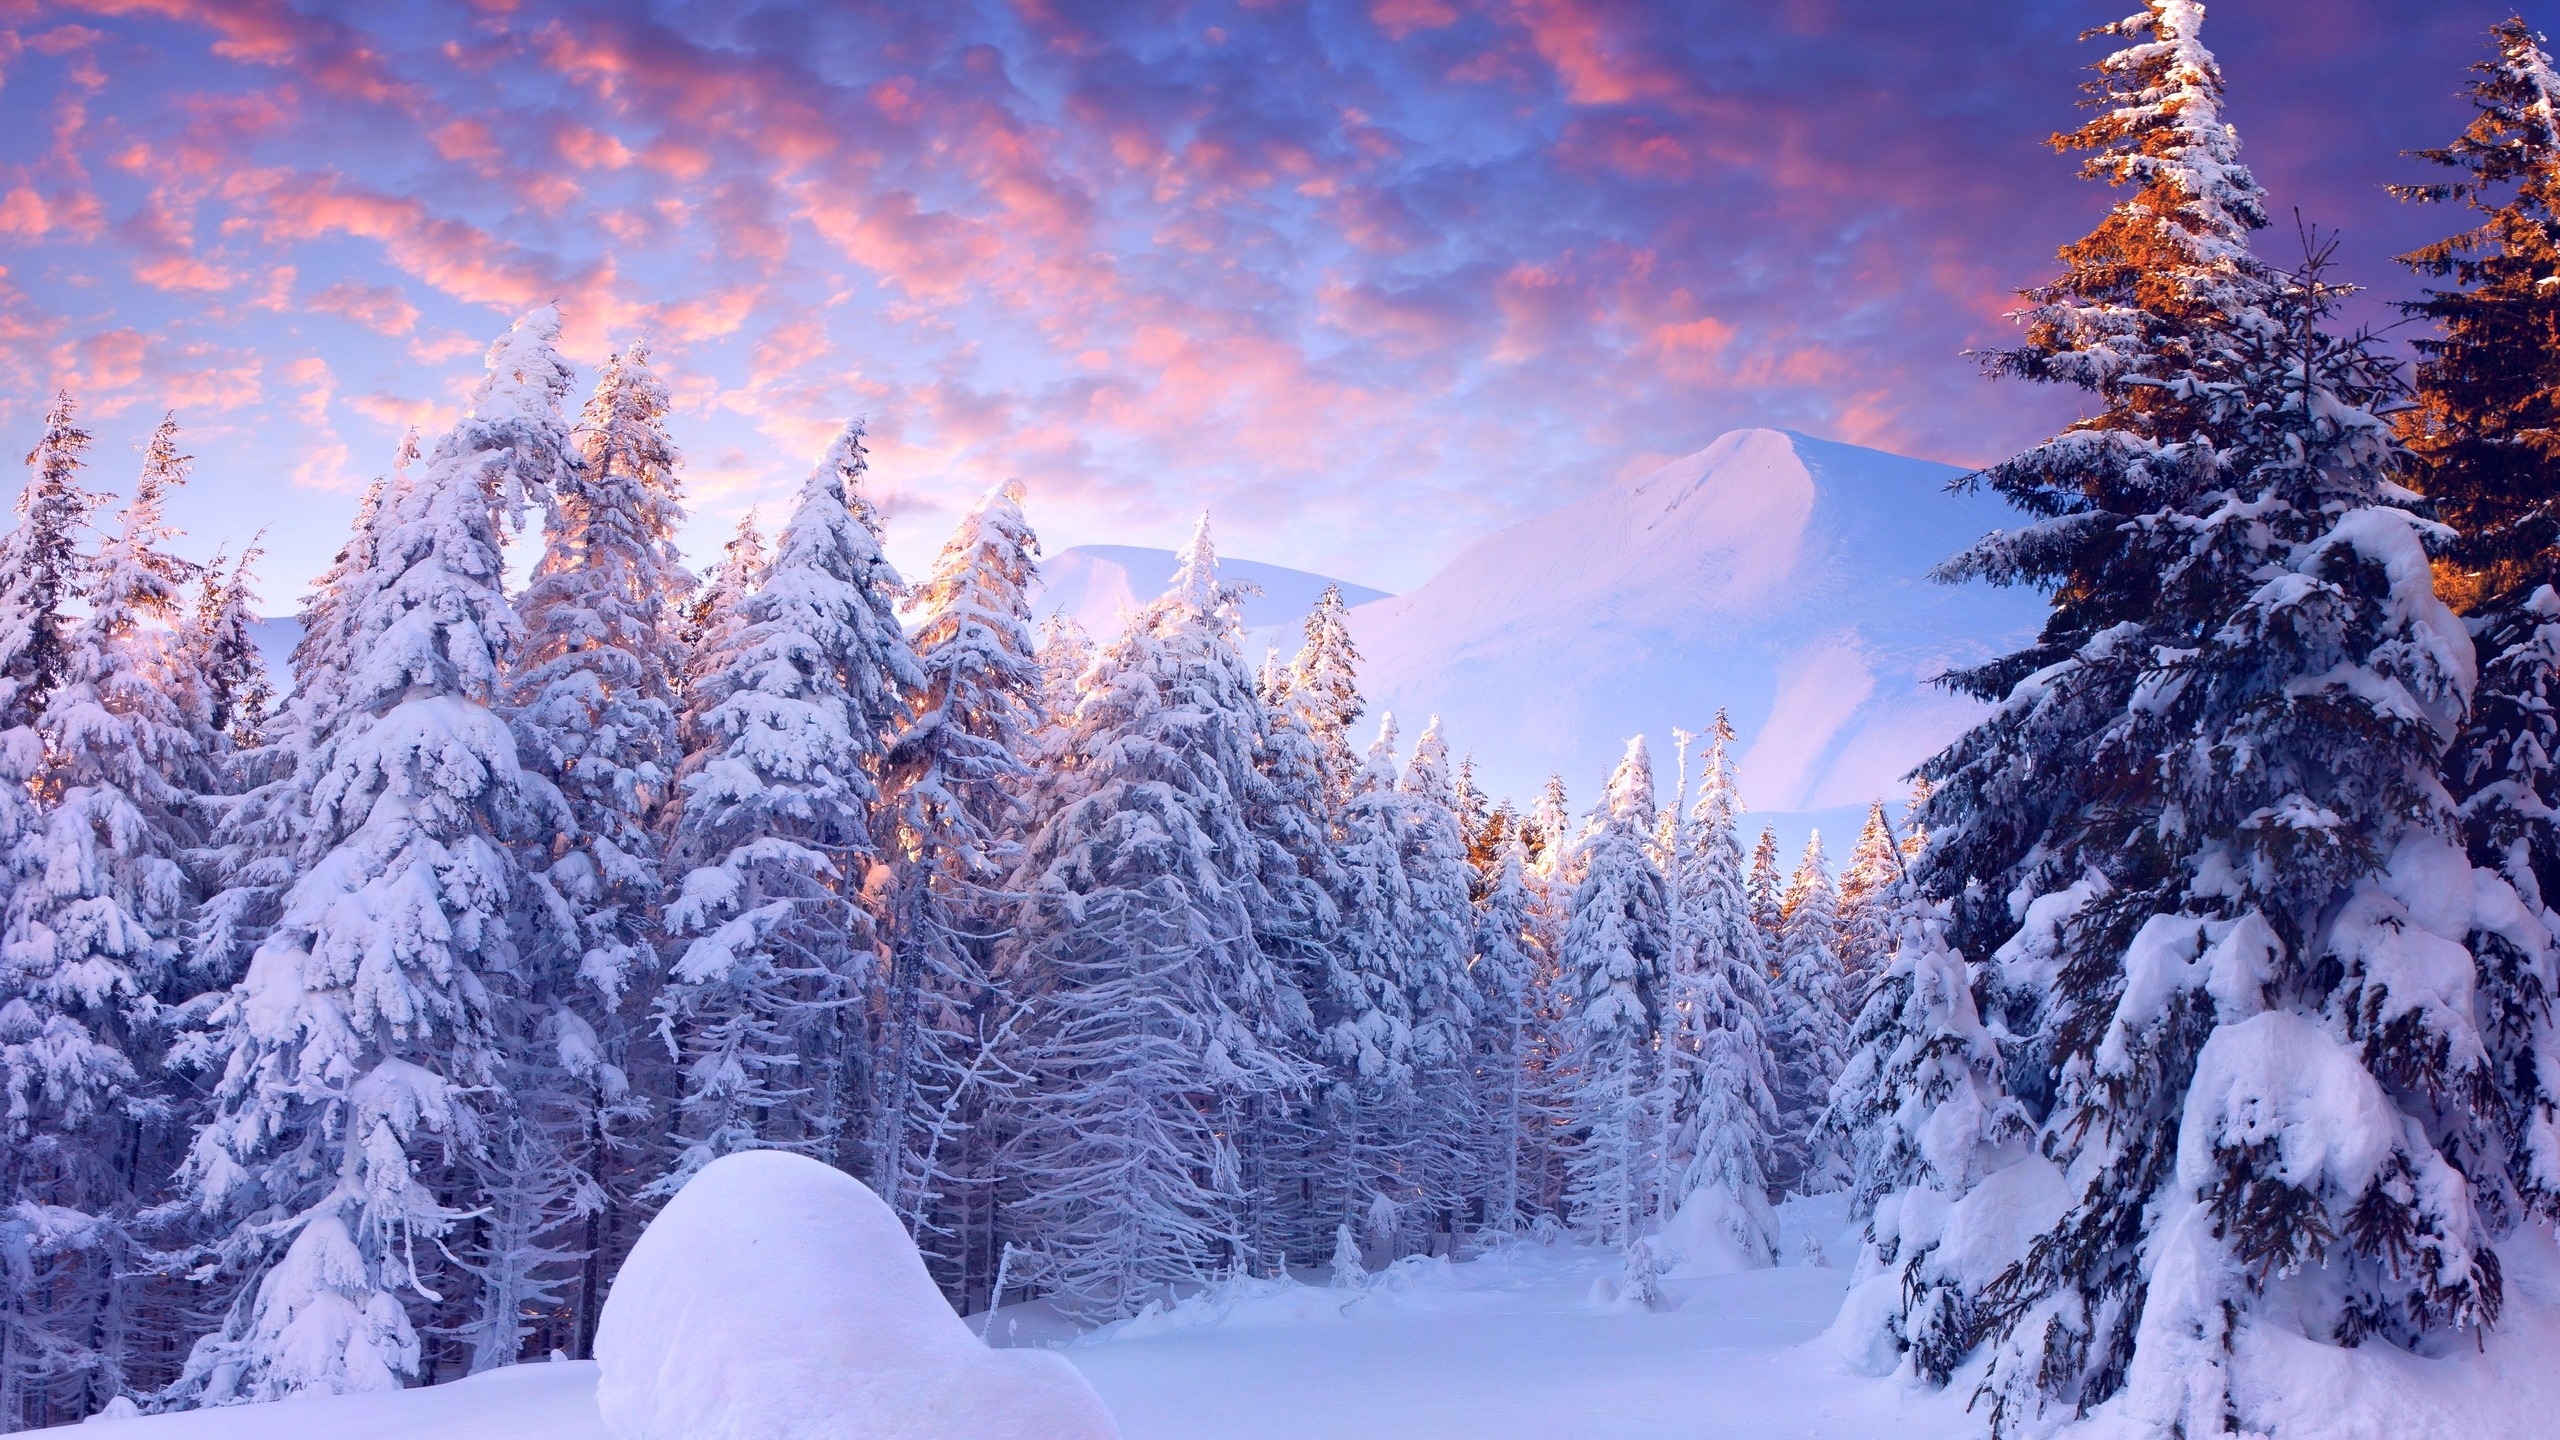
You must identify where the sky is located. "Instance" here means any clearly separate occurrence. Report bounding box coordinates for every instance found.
[0,0,2537,600]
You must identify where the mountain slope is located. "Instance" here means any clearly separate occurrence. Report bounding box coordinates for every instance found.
[1035,543,1388,642]
[1345,428,2043,822]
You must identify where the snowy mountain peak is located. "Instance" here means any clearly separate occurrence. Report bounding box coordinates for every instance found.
[1344,428,2042,829]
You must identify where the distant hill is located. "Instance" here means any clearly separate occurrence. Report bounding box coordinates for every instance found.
[1034,544,1389,643]
[1340,428,2043,845]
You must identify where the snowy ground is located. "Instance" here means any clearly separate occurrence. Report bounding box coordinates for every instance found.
[75,1198,1984,1440]
[68,1194,2560,1440]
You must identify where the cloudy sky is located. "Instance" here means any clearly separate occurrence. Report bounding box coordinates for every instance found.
[0,0,2525,597]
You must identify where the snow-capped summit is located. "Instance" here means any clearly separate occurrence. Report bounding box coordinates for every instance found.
[1345,428,2042,823]
[1037,544,1389,642]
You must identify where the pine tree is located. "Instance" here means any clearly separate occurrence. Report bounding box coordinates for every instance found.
[655,421,918,1192]
[1287,583,1364,816]
[0,394,95,733]
[1558,737,1672,1243]
[177,545,273,756]
[0,416,203,1427]
[1745,826,1784,947]
[875,479,1042,1304]
[2397,17,2560,1238]
[1767,833,1848,1196]
[1834,800,1905,1006]
[999,517,1312,1315]
[499,339,689,1363]
[1658,713,1779,1269]
[1916,7,2522,1430]
[1314,721,1422,1250]
[1393,718,1481,1245]
[1824,903,2035,1383]
[172,309,571,1405]
[2393,17,2560,613]
[1470,842,1541,1231]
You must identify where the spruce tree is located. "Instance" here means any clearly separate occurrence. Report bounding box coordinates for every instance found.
[1470,841,1541,1231]
[1745,826,1784,947]
[173,310,569,1404]
[2396,17,2560,1235]
[1394,718,1482,1245]
[1559,737,1672,1243]
[1658,713,1779,1268]
[1916,6,2523,1430]
[1834,800,1905,1006]
[499,339,688,1362]
[875,479,1042,1302]
[1767,833,1849,1195]
[0,393,95,733]
[999,518,1311,1314]
[1288,583,1364,816]
[655,421,918,1192]
[0,416,201,1426]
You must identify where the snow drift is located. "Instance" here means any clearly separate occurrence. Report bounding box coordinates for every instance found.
[592,1150,1118,1440]
[1342,428,2041,823]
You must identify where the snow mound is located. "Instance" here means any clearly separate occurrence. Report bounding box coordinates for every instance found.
[592,1150,1118,1440]
[1659,1184,1777,1278]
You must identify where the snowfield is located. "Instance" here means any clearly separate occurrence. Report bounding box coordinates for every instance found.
[68,1195,2560,1439]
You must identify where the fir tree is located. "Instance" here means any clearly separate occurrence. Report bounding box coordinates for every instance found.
[1287,583,1364,817]
[1917,7,2524,1430]
[874,478,1042,1300]
[1767,833,1849,1195]
[1824,903,2035,1384]
[656,421,918,1192]
[1559,737,1672,1243]
[2397,17,2560,1237]
[999,517,1311,1314]
[0,416,202,1426]
[1471,842,1541,1231]
[1658,713,1779,1268]
[1745,826,1784,947]
[172,310,571,1404]
[1834,800,1906,1005]
[498,338,688,1362]
[0,393,95,732]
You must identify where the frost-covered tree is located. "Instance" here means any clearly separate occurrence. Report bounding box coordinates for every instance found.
[1559,737,1672,1243]
[498,338,686,1361]
[1394,718,1482,1240]
[655,421,918,1192]
[177,545,273,757]
[1767,833,1848,1195]
[1287,583,1364,816]
[1471,841,1541,1231]
[875,479,1041,1302]
[1834,801,1905,1004]
[172,310,571,1405]
[0,416,203,1427]
[0,393,95,734]
[2397,17,2560,1236]
[1658,713,1778,1268]
[1914,7,2534,1431]
[1314,722,1422,1247]
[999,518,1312,1314]
[1823,903,2035,1384]
[1745,825,1783,946]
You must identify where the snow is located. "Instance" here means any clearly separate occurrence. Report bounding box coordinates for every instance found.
[1340,428,2041,837]
[65,1191,2560,1440]
[591,1150,1116,1440]
[1036,543,1389,643]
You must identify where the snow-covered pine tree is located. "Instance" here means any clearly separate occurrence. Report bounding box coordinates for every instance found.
[1658,712,1779,1269]
[677,512,765,706]
[655,421,918,1193]
[0,415,203,1426]
[0,394,95,734]
[875,479,1042,1305]
[999,517,1312,1314]
[1834,801,1905,1006]
[1558,737,1672,1243]
[1313,720,1422,1257]
[171,309,572,1405]
[1471,840,1541,1231]
[1288,583,1364,817]
[1745,825,1783,947]
[1394,718,1482,1245]
[1823,902,2035,1384]
[1766,833,1848,1196]
[177,545,273,757]
[498,338,688,1362]
[1915,6,2533,1430]
[2396,17,2560,1234]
